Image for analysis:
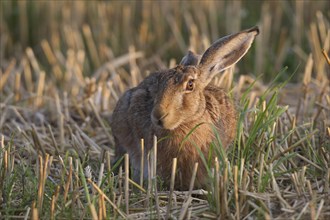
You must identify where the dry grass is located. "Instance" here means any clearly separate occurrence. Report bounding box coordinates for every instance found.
[0,1,329,219]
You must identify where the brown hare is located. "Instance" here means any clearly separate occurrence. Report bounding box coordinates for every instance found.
[110,27,259,190]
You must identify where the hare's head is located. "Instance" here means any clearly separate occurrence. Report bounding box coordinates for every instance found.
[151,27,259,130]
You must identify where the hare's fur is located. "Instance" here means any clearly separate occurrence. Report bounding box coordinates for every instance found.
[111,27,259,190]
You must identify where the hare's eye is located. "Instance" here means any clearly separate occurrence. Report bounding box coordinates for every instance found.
[186,79,194,91]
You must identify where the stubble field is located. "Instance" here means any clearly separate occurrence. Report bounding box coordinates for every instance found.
[0,1,329,219]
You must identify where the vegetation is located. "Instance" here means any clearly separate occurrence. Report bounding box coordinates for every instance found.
[0,1,329,219]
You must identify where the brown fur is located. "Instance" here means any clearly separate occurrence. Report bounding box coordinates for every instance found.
[110,27,259,190]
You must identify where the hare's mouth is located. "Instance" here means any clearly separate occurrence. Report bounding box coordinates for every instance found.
[151,113,180,130]
[151,113,168,128]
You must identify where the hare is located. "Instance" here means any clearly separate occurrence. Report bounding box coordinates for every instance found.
[110,27,259,190]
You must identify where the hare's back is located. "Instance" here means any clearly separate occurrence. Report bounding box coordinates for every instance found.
[111,89,135,139]
[111,78,156,151]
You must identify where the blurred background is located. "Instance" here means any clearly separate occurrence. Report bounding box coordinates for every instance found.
[1,0,329,83]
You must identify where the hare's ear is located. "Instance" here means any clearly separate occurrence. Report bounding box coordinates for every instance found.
[198,26,259,82]
[180,50,201,66]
